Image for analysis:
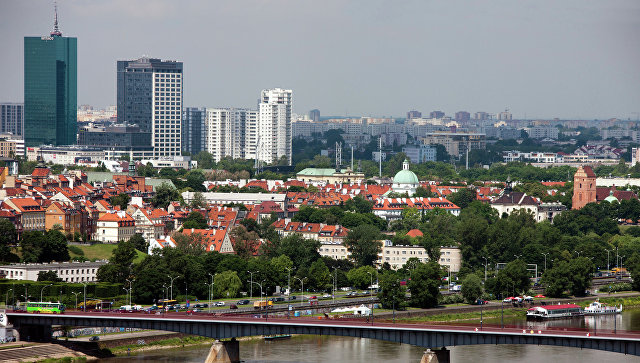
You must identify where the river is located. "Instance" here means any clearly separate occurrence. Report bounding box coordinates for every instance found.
[100,308,640,362]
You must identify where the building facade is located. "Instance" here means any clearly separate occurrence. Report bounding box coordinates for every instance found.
[572,165,597,210]
[24,30,77,147]
[0,103,24,137]
[203,108,255,162]
[257,88,292,165]
[0,261,106,282]
[182,107,205,155]
[117,57,183,157]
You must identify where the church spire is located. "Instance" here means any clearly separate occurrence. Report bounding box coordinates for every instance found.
[50,1,62,37]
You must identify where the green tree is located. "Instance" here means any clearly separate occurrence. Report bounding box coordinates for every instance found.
[377,270,407,310]
[307,259,331,291]
[461,274,483,304]
[274,234,321,268]
[96,240,137,283]
[190,192,206,209]
[230,226,260,259]
[129,234,147,253]
[344,224,382,267]
[152,183,180,209]
[0,219,19,262]
[214,270,243,298]
[408,262,442,308]
[344,195,373,214]
[541,261,571,297]
[182,211,208,229]
[567,257,595,296]
[20,231,44,262]
[447,188,476,209]
[37,270,62,282]
[110,193,131,210]
[347,266,376,289]
[43,229,70,262]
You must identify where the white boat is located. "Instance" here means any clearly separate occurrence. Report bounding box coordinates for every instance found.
[583,300,622,315]
[526,304,583,320]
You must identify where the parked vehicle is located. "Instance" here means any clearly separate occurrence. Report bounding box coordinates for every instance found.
[253,300,274,309]
[237,300,250,305]
[214,301,225,307]
[89,336,100,341]
[229,304,238,310]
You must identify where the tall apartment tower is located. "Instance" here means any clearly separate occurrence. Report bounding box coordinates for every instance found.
[24,6,77,147]
[572,165,596,210]
[204,108,256,162]
[182,107,205,155]
[117,57,183,157]
[257,88,292,165]
[0,103,24,137]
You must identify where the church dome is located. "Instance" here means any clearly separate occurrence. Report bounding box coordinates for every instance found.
[604,190,618,203]
[393,160,419,185]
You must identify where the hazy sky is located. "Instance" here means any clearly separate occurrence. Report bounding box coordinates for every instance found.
[1,0,638,119]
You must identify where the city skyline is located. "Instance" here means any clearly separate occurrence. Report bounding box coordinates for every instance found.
[0,0,639,120]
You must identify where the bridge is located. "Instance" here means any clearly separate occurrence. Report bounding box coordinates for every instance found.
[6,311,640,361]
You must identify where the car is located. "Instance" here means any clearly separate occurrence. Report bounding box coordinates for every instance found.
[214,301,225,307]
[229,304,238,310]
[275,297,285,302]
[288,296,296,301]
[322,294,332,299]
[310,296,317,300]
[474,299,489,305]
[237,300,250,305]
[89,336,100,341]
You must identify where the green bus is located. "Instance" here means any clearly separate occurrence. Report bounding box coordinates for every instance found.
[25,302,65,314]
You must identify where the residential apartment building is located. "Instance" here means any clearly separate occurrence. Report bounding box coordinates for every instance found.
[257,88,292,165]
[3,197,45,232]
[402,144,436,163]
[0,103,24,137]
[203,108,255,162]
[117,57,183,157]
[422,132,486,157]
[45,201,87,237]
[96,211,135,243]
[0,138,17,158]
[527,125,559,139]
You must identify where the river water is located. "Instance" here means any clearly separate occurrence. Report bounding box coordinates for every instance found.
[100,309,640,362]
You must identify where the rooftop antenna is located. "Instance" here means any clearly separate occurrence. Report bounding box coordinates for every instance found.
[51,0,62,37]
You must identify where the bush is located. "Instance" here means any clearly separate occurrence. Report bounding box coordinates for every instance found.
[598,283,632,293]
[68,245,84,256]
[439,294,464,304]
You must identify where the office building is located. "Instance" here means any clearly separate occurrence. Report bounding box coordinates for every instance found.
[24,12,77,147]
[430,111,445,119]
[257,88,292,165]
[455,111,470,122]
[474,112,490,120]
[182,107,205,155]
[309,109,320,122]
[407,110,422,120]
[0,103,24,137]
[422,132,486,157]
[117,57,183,157]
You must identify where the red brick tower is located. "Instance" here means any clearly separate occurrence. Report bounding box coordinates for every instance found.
[572,165,596,209]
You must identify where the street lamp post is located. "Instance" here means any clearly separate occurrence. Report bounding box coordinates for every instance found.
[81,282,89,312]
[482,257,488,282]
[5,288,12,307]
[40,284,52,302]
[514,254,522,260]
[294,277,305,307]
[574,250,581,257]
[248,271,258,301]
[541,253,549,272]
[620,256,626,280]
[332,268,338,306]
[285,267,292,298]
[167,275,180,301]
[126,279,134,307]
[72,292,81,310]
[208,273,214,312]
[605,249,611,272]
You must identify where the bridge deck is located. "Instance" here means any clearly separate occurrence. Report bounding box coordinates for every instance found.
[7,311,640,356]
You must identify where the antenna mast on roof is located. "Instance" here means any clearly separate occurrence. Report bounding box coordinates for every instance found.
[50,0,62,37]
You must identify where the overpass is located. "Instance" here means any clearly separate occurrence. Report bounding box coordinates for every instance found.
[6,311,640,360]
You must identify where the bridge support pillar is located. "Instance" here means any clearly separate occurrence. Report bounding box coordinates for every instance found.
[205,338,239,363]
[16,324,52,342]
[420,348,450,363]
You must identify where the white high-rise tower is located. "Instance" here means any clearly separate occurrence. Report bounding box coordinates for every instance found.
[257,88,292,165]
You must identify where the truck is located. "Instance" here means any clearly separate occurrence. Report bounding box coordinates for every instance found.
[253,300,274,309]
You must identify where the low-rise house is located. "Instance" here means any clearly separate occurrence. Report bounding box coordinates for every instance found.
[3,197,45,232]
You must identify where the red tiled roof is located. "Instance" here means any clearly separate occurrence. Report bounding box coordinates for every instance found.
[406,229,424,238]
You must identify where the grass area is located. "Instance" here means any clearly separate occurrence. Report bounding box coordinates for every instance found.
[0,343,36,351]
[69,244,146,263]
[398,309,527,323]
[109,335,216,355]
